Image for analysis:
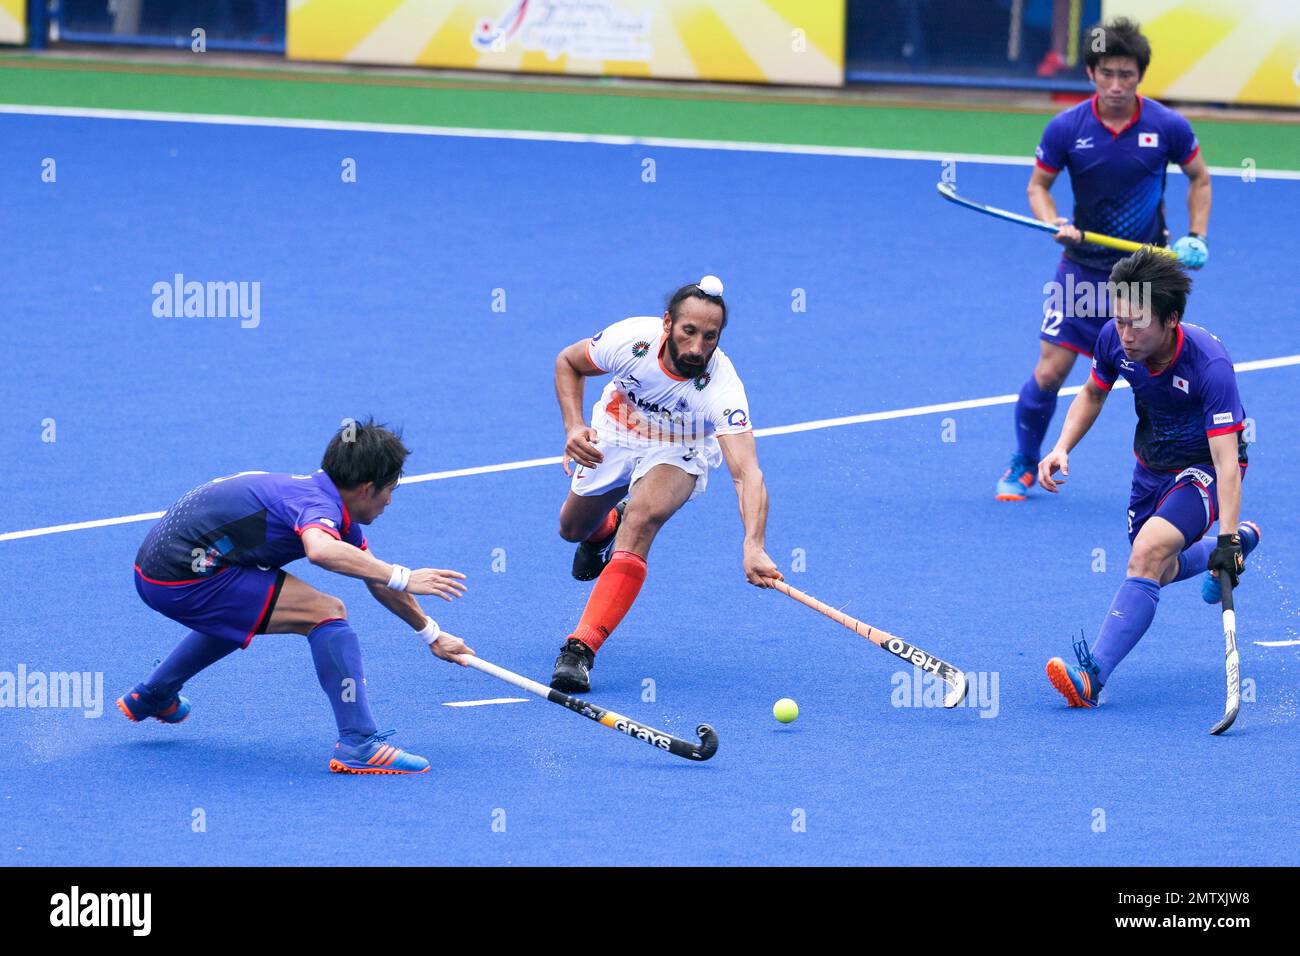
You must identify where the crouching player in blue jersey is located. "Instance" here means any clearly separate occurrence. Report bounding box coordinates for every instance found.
[1037,250,1260,707]
[117,419,474,774]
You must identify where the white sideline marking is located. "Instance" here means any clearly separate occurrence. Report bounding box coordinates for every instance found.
[2,352,1296,544]
[442,697,529,707]
[1,103,1299,180]
[1253,640,1300,648]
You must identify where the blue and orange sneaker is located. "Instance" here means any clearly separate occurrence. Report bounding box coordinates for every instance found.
[328,730,429,775]
[996,452,1036,501]
[116,683,191,724]
[1046,635,1102,708]
[1202,521,1261,604]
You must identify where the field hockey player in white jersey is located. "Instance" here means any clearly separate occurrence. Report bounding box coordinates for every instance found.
[548,276,782,692]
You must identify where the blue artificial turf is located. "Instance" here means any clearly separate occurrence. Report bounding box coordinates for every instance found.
[2,114,1297,865]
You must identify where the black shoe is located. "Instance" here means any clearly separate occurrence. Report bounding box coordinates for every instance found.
[571,498,627,581]
[550,639,595,693]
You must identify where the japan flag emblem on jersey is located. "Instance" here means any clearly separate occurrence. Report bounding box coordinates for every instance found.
[1173,375,1189,393]
[1139,132,1159,148]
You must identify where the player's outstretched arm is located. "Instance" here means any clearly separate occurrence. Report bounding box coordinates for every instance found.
[555,339,605,475]
[1038,378,1109,492]
[719,432,781,588]
[363,567,477,665]
[301,528,467,599]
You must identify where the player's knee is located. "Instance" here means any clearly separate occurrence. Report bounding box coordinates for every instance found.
[321,596,347,622]
[620,503,665,542]
[557,518,587,542]
[1033,363,1068,392]
[1126,542,1167,579]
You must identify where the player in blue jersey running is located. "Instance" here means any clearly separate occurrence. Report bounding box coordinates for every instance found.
[117,420,474,774]
[997,18,1213,501]
[1036,250,1260,708]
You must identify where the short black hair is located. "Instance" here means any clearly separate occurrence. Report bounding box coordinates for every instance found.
[1109,248,1192,326]
[667,283,727,329]
[1085,17,1152,77]
[321,417,410,490]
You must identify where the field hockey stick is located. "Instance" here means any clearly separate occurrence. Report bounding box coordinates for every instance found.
[937,182,1180,258]
[771,580,969,707]
[460,655,718,761]
[1209,575,1240,736]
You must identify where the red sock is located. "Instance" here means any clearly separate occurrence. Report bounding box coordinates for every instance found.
[584,507,619,543]
[571,550,647,653]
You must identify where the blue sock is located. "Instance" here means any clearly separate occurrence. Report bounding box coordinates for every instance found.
[1171,539,1216,583]
[308,619,377,746]
[144,630,239,700]
[1014,377,1058,463]
[1091,576,1161,684]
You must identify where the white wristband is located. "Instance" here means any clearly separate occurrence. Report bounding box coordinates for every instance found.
[386,564,411,591]
[417,618,441,646]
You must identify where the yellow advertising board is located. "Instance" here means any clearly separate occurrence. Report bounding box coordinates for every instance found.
[288,0,845,86]
[1104,0,1300,107]
[0,0,27,45]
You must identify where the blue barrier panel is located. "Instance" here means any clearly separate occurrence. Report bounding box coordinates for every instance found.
[54,0,284,53]
[846,0,1103,91]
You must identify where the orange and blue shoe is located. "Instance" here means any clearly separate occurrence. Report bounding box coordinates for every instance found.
[116,684,191,724]
[996,452,1036,502]
[1202,521,1261,604]
[1046,636,1102,708]
[328,730,429,775]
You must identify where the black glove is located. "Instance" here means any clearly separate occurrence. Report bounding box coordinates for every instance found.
[1206,532,1244,587]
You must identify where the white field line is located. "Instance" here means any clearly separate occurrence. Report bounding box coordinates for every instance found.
[442,697,530,707]
[1,103,1298,180]
[2,352,1296,544]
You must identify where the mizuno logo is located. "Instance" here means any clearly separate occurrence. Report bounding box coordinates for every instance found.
[1075,137,1094,149]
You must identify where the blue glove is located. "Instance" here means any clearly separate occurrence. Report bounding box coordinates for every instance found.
[1173,234,1208,269]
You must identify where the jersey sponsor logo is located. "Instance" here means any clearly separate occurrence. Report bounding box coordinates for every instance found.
[1074,136,1094,150]
[726,408,749,428]
[1139,132,1159,148]
[631,340,651,358]
[1173,375,1190,394]
[317,517,336,528]
[1120,358,1136,372]
[612,390,707,442]
[1213,411,1234,425]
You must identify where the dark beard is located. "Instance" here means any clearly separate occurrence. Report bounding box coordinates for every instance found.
[666,335,706,377]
